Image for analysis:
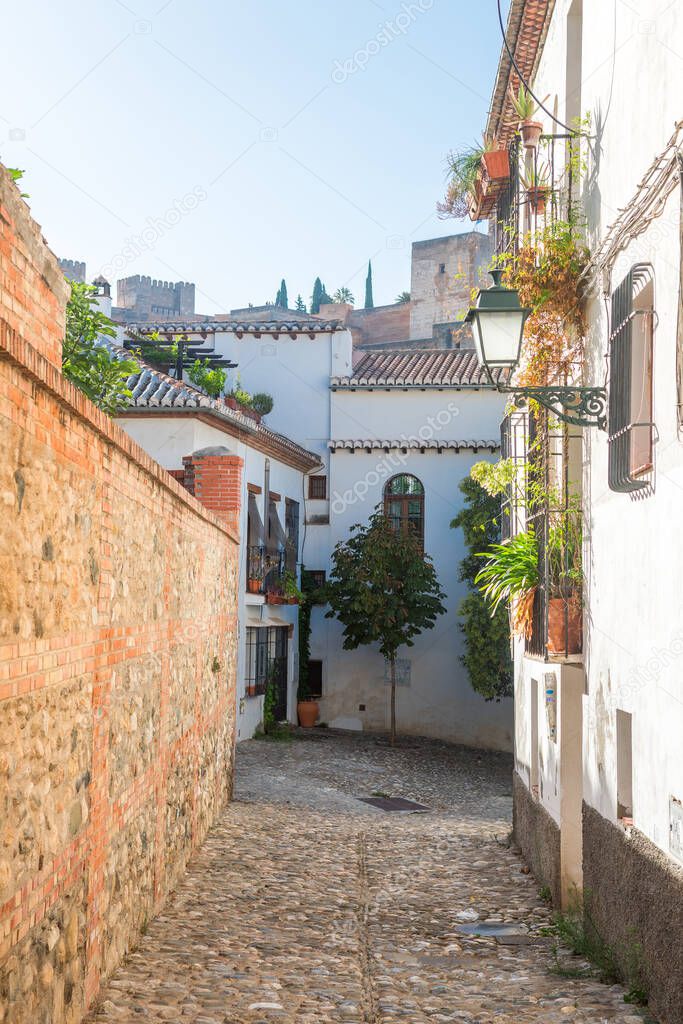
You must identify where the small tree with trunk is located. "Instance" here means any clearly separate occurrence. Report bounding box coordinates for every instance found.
[325,509,446,745]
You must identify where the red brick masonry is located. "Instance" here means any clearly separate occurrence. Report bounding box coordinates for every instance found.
[0,166,240,1024]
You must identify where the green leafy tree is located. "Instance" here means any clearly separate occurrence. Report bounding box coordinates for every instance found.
[310,277,323,314]
[333,286,355,304]
[396,291,411,303]
[275,278,288,308]
[325,510,446,744]
[187,358,227,398]
[451,476,513,701]
[63,281,138,414]
[295,294,307,313]
[364,260,374,309]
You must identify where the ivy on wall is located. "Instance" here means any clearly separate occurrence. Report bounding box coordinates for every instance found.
[451,475,513,702]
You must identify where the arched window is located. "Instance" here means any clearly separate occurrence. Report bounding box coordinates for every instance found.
[384,474,424,547]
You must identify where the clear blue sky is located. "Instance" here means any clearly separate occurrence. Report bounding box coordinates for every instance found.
[2,1,508,314]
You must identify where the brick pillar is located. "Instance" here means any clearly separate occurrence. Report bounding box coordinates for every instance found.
[182,446,243,532]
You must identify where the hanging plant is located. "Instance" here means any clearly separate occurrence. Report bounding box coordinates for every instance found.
[497,220,590,387]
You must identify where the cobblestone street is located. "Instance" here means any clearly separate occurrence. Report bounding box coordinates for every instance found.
[86,732,651,1024]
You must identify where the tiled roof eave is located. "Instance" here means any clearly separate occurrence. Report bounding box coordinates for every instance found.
[328,439,500,452]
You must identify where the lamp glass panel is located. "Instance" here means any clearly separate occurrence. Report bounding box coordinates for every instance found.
[479,310,524,367]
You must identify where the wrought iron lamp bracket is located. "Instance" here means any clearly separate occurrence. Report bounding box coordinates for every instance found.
[498,385,608,431]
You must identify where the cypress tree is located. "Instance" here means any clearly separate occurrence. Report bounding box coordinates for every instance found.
[364,260,374,309]
[276,278,288,309]
[311,277,323,314]
[320,282,332,306]
[295,294,306,313]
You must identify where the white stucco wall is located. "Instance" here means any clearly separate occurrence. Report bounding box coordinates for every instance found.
[517,0,683,861]
[117,412,308,741]
[316,385,513,751]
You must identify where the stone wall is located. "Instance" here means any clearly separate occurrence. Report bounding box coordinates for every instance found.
[345,303,411,347]
[512,770,561,907]
[0,167,239,1024]
[582,802,683,1024]
[409,233,492,341]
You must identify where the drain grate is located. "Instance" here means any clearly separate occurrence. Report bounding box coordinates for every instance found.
[358,796,429,813]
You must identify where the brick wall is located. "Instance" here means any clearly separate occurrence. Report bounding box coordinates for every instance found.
[0,167,240,1024]
[346,303,411,347]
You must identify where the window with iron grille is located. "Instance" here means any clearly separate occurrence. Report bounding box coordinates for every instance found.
[303,569,326,590]
[308,475,327,499]
[608,265,655,492]
[245,627,269,696]
[245,626,288,701]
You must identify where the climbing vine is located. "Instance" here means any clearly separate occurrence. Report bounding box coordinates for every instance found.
[497,220,590,386]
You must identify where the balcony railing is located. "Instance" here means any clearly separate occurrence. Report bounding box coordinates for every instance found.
[493,134,580,262]
[247,545,285,595]
[501,412,583,661]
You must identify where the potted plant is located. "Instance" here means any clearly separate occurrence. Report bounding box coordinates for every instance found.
[438,144,485,219]
[509,83,546,149]
[282,571,304,605]
[522,165,551,216]
[475,529,540,640]
[546,500,583,655]
[247,576,261,594]
[296,664,319,728]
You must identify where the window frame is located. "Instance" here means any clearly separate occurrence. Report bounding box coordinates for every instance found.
[308,474,327,500]
[383,474,425,548]
[608,264,655,493]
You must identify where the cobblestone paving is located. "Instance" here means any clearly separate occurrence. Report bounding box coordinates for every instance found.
[87,731,652,1024]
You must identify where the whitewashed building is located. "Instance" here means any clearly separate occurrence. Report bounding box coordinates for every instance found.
[118,320,512,751]
[481,1,683,1018]
[113,344,321,741]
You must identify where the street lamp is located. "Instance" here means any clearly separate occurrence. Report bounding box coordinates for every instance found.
[466,269,608,430]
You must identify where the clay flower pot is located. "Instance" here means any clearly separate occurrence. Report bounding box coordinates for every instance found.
[297,699,319,728]
[482,148,510,183]
[527,186,550,216]
[247,578,261,594]
[520,120,543,149]
[547,597,582,655]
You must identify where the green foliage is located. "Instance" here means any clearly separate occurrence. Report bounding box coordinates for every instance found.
[295,294,307,313]
[395,291,411,303]
[509,83,541,121]
[325,509,445,741]
[250,392,274,416]
[438,145,484,219]
[469,458,516,499]
[320,283,332,306]
[63,281,138,414]
[333,286,354,304]
[325,510,445,659]
[546,892,648,1006]
[364,260,374,309]
[310,277,323,314]
[475,530,539,615]
[283,570,304,601]
[275,278,288,308]
[187,357,226,398]
[8,167,29,198]
[452,475,512,701]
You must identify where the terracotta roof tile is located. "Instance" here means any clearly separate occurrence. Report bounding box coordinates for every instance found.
[331,349,508,387]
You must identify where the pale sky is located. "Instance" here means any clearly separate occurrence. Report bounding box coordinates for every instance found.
[1,1,508,314]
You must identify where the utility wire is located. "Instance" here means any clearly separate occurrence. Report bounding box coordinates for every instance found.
[496,0,579,136]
